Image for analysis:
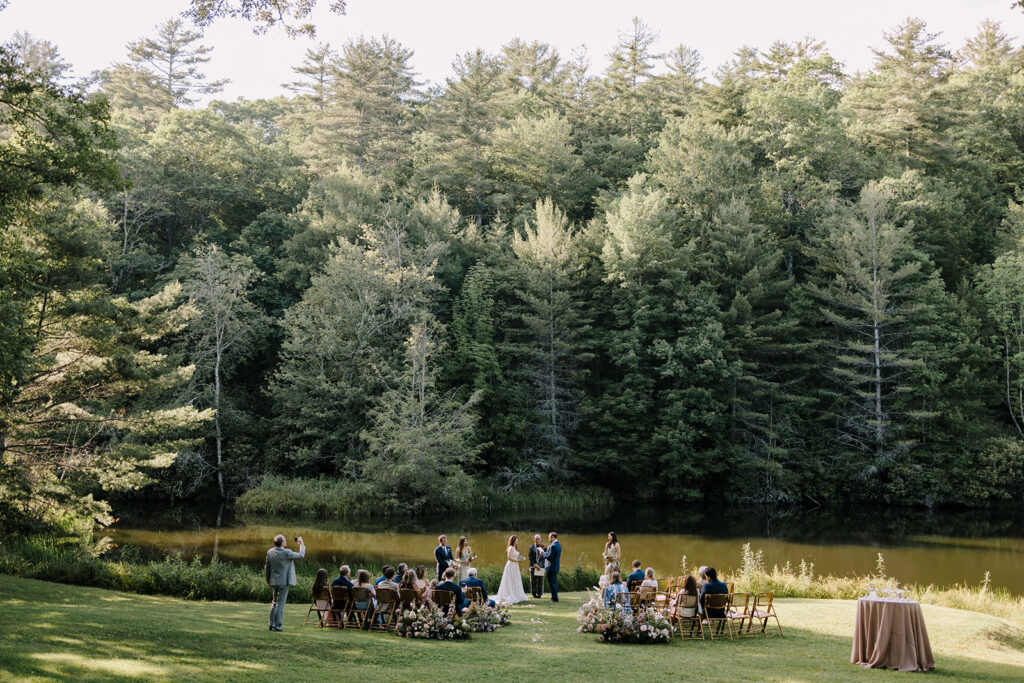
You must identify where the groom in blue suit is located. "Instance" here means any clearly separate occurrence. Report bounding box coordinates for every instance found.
[542,532,562,603]
[434,534,453,579]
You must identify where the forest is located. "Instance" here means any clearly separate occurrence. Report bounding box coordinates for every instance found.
[4,12,1024,534]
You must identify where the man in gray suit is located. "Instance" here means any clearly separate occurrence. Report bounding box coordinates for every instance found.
[264,534,305,631]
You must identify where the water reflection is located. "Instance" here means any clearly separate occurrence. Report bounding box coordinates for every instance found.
[106,503,1024,595]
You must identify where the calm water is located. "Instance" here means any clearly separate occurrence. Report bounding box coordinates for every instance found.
[107,504,1024,595]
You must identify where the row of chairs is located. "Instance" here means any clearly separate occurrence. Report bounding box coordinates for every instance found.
[304,585,488,631]
[599,588,783,641]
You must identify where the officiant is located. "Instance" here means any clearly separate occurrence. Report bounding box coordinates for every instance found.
[528,534,545,598]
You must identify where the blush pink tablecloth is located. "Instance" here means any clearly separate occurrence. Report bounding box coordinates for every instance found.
[852,597,935,672]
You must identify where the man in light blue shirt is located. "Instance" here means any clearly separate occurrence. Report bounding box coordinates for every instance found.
[264,534,305,631]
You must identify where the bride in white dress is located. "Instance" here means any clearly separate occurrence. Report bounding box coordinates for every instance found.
[495,534,529,605]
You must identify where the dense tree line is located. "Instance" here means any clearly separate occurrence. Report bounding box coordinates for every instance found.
[4,15,1024,528]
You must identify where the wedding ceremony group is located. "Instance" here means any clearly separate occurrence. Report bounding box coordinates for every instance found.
[264,530,783,646]
[264,532,564,638]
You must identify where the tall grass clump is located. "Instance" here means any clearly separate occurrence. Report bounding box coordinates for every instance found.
[0,537,603,602]
[236,474,613,519]
[724,543,1024,623]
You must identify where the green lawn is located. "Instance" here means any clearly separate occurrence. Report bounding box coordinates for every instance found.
[1,574,1023,681]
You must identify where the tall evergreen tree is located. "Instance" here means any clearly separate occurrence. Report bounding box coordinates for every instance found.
[122,18,228,108]
[307,35,418,176]
[807,182,946,492]
[511,198,587,483]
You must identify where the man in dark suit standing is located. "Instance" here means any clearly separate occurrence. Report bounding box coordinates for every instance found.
[528,534,545,598]
[436,568,468,616]
[460,568,496,608]
[434,534,453,580]
[542,531,562,603]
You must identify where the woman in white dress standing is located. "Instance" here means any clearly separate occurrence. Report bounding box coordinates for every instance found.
[455,536,474,582]
[495,534,529,605]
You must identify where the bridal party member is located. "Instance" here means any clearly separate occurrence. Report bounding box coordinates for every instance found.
[434,535,453,580]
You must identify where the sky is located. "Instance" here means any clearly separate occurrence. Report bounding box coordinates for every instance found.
[3,0,1024,104]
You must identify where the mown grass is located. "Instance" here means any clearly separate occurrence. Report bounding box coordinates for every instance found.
[2,574,1023,681]
[235,474,613,518]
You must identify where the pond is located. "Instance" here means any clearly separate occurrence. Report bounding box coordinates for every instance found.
[107,504,1024,595]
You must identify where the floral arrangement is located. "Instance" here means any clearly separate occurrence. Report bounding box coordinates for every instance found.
[463,602,511,633]
[394,604,471,640]
[576,602,674,644]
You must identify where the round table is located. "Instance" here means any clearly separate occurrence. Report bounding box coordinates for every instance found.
[851,597,935,672]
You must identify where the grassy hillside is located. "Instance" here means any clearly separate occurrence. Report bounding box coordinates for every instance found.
[1,574,1022,681]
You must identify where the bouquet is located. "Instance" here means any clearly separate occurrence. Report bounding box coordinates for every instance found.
[394,604,471,640]
[463,603,511,633]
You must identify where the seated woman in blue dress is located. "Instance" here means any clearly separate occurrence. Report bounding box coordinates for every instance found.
[602,570,629,610]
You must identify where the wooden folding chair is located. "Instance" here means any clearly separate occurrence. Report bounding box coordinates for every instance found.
[657,577,674,593]
[627,580,642,592]
[464,586,485,607]
[303,588,332,628]
[726,582,735,594]
[670,592,704,640]
[432,589,455,618]
[637,586,657,610]
[399,588,420,612]
[350,587,374,629]
[324,586,349,628]
[727,593,752,637]
[374,588,399,631]
[749,591,784,637]
[703,593,732,640]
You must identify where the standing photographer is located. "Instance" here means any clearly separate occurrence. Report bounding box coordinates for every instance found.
[265,534,305,631]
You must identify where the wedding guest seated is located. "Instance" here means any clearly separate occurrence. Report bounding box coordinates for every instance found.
[375,565,392,585]
[673,575,700,615]
[311,568,330,601]
[331,564,354,599]
[378,565,400,591]
[698,566,729,619]
[641,567,658,589]
[603,570,629,609]
[598,562,618,593]
[400,569,421,605]
[414,565,430,598]
[460,568,496,608]
[396,563,408,581]
[626,560,645,587]
[353,569,378,629]
[697,566,709,587]
[436,568,468,616]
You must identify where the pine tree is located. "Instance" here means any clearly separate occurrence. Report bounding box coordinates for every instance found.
[959,19,1015,70]
[307,35,418,176]
[844,17,953,168]
[807,182,944,486]
[122,18,228,108]
[283,42,336,109]
[3,31,70,83]
[413,49,504,227]
[701,199,804,502]
[511,198,588,483]
[360,321,482,513]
